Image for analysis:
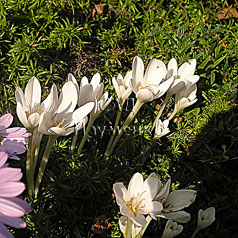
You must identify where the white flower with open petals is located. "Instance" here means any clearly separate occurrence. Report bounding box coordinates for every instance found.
[15,76,42,130]
[152,179,197,223]
[113,172,163,226]
[162,219,183,238]
[112,71,132,108]
[130,56,174,103]
[154,119,170,139]
[197,207,215,231]
[38,81,94,136]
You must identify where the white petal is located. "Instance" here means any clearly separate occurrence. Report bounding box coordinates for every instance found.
[49,127,74,136]
[142,173,161,201]
[157,179,171,202]
[68,73,80,95]
[136,88,154,102]
[128,172,144,198]
[57,81,78,113]
[164,190,197,212]
[71,102,94,126]
[25,76,41,110]
[113,183,129,206]
[139,201,163,214]
[132,56,144,89]
[15,87,28,111]
[112,77,121,99]
[78,84,95,107]
[28,113,40,128]
[153,76,174,99]
[124,70,133,87]
[159,211,191,223]
[80,76,89,88]
[167,58,178,77]
[41,84,58,113]
[143,59,158,87]
[16,102,28,128]
[91,73,101,90]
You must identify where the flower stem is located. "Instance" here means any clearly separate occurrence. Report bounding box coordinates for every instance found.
[191,228,200,238]
[137,216,152,238]
[151,94,170,131]
[34,135,58,198]
[108,100,144,157]
[70,130,78,154]
[76,117,95,157]
[168,108,178,121]
[125,217,133,238]
[105,108,122,157]
[26,135,34,199]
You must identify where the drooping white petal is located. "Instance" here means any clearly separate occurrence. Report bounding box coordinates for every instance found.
[159,211,191,223]
[157,179,171,202]
[167,58,178,77]
[70,102,94,126]
[163,190,197,212]
[153,76,174,99]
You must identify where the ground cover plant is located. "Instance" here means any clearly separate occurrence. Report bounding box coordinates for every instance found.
[0,0,237,237]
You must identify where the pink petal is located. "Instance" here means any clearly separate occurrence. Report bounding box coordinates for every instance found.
[0,141,26,154]
[0,182,25,197]
[0,223,14,238]
[0,114,13,130]
[0,168,22,182]
[0,197,28,217]
[0,215,27,228]
[0,152,8,168]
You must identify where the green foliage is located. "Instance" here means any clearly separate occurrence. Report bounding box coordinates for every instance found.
[0,0,238,237]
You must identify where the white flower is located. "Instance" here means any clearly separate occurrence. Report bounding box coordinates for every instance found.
[130,56,174,103]
[197,207,215,231]
[154,119,170,139]
[119,216,142,238]
[167,59,199,97]
[162,219,183,238]
[68,73,112,120]
[152,179,197,223]
[15,76,42,130]
[113,172,163,226]
[174,84,198,112]
[38,81,94,136]
[112,71,132,108]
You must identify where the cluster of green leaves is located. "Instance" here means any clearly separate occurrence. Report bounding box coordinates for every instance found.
[0,0,238,237]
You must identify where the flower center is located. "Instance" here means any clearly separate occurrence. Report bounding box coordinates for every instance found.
[125,193,146,216]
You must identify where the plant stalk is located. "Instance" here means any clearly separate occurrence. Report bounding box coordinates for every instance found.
[34,135,58,198]
[105,108,122,157]
[76,117,95,157]
[108,100,144,157]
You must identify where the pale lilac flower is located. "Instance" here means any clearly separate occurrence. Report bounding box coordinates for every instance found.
[113,172,163,226]
[0,113,30,160]
[0,154,31,238]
